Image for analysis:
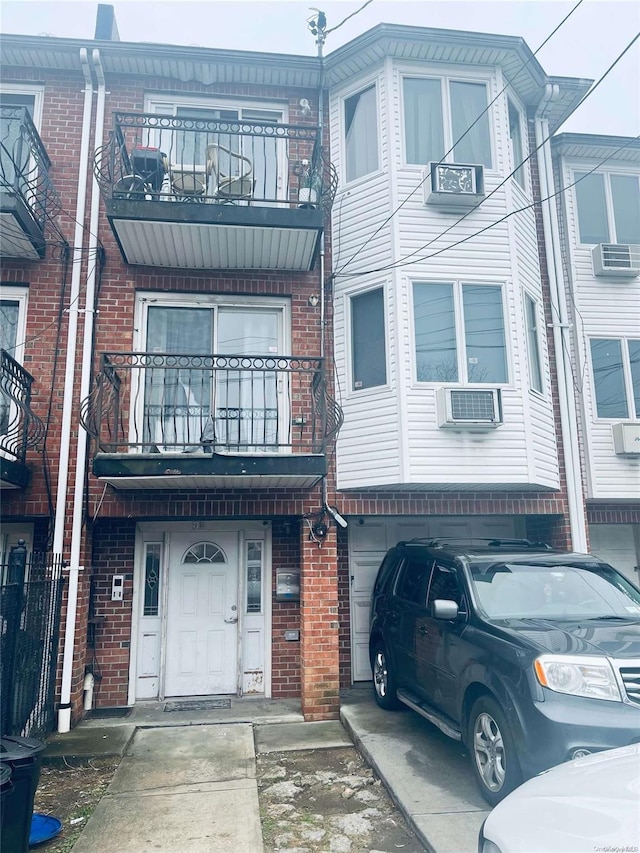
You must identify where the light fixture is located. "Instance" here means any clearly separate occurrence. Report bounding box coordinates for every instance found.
[299,98,311,117]
[308,294,319,307]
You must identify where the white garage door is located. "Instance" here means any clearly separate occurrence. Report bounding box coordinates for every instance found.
[589,524,639,586]
[349,516,519,681]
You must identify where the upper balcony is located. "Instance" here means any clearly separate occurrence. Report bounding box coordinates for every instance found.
[0,106,59,261]
[95,112,328,272]
[80,352,343,490]
[1,350,44,489]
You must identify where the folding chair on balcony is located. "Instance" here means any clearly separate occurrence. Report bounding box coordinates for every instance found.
[206,143,254,202]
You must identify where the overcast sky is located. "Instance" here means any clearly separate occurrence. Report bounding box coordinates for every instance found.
[2,0,639,136]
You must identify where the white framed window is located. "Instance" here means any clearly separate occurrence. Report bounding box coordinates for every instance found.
[574,171,640,245]
[524,292,544,393]
[246,540,263,614]
[413,281,508,384]
[0,285,29,364]
[507,99,527,189]
[589,338,640,420]
[403,76,493,168]
[344,84,379,182]
[350,286,387,390]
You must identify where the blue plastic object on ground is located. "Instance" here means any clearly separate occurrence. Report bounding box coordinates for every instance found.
[29,813,62,846]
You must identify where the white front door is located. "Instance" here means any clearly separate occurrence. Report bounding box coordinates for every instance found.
[590,524,639,586]
[165,532,239,696]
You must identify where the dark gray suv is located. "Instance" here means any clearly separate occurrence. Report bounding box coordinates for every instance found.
[369,538,640,804]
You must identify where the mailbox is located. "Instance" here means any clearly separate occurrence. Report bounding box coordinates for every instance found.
[276,569,300,602]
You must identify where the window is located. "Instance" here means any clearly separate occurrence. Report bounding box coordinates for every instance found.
[427,564,463,609]
[403,77,492,168]
[524,293,544,393]
[246,541,263,613]
[143,543,162,616]
[395,558,432,605]
[590,338,640,419]
[351,288,386,390]
[344,85,379,182]
[413,282,508,384]
[0,287,28,437]
[507,100,526,189]
[575,172,640,245]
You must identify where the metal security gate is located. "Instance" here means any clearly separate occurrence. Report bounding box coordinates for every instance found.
[0,557,65,739]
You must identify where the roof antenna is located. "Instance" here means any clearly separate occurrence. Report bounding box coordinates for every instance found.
[308,8,327,55]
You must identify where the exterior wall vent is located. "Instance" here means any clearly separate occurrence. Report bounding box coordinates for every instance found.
[591,244,640,277]
[436,388,503,429]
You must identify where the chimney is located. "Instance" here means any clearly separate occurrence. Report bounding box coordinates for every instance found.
[95,4,120,41]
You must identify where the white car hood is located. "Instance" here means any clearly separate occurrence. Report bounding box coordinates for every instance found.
[482,744,640,853]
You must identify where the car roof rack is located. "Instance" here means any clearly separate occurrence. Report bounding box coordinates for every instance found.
[402,538,553,551]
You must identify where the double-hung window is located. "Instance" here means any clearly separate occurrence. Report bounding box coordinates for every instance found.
[0,286,29,438]
[413,282,508,384]
[403,77,492,168]
[350,287,387,390]
[344,85,379,182]
[507,99,526,189]
[574,172,640,245]
[590,338,640,419]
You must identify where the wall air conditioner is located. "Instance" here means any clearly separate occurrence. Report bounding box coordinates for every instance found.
[424,162,485,209]
[591,244,640,277]
[612,422,640,456]
[436,387,503,429]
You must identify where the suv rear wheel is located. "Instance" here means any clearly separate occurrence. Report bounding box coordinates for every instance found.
[371,643,400,710]
[468,695,521,806]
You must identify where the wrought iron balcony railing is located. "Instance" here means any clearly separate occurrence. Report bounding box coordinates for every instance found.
[95,111,335,210]
[0,106,60,228]
[81,352,343,456]
[0,350,44,465]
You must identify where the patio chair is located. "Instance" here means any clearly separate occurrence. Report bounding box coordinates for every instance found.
[206,143,254,201]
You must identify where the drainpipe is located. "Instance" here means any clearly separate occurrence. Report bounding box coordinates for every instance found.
[535,85,588,552]
[57,48,95,734]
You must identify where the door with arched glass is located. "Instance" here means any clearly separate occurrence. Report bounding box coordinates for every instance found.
[165,532,239,696]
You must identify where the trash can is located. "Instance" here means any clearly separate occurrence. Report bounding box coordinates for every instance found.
[0,736,45,853]
[0,762,14,828]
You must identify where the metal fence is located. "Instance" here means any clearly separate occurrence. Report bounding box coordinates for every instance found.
[0,556,65,739]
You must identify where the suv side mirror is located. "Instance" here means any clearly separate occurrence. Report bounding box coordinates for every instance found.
[433,599,459,620]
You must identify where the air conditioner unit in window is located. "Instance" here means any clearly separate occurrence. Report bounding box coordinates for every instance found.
[424,162,485,209]
[591,244,640,277]
[612,422,640,456]
[436,387,503,429]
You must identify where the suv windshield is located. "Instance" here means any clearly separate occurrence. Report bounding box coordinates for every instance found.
[469,562,640,620]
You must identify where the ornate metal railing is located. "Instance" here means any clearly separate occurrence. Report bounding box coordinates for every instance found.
[0,106,61,226]
[0,350,44,464]
[94,111,332,209]
[81,352,343,455]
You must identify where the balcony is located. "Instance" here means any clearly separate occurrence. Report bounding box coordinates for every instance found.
[81,352,343,490]
[0,107,59,260]
[0,350,44,489]
[94,112,328,271]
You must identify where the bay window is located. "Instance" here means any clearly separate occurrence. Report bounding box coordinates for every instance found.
[403,77,492,168]
[413,282,507,384]
[524,293,544,393]
[508,99,526,189]
[351,287,387,390]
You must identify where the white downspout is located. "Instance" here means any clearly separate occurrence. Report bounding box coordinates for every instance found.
[535,85,588,553]
[57,48,95,733]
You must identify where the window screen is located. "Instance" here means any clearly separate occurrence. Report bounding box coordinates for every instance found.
[351,288,386,389]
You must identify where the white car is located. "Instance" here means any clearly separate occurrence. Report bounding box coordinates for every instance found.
[478,743,640,853]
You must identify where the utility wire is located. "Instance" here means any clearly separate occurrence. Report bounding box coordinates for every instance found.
[336,31,640,280]
[324,1,374,36]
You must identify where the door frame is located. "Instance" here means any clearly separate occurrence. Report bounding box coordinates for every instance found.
[128,520,272,704]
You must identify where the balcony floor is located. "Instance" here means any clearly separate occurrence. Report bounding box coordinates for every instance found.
[93,451,326,490]
[107,198,323,271]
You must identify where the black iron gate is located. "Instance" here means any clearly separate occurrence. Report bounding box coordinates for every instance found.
[0,556,65,739]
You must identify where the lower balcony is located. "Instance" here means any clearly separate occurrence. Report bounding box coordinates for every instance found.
[1,350,44,489]
[81,352,342,490]
[95,112,329,271]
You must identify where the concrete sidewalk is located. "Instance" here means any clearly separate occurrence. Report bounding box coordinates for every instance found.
[44,689,487,853]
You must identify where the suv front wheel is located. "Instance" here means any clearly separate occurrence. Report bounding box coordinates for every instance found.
[468,695,521,806]
[371,643,401,710]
